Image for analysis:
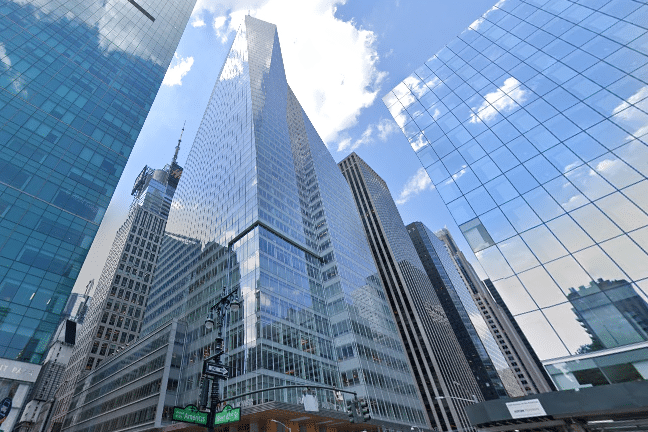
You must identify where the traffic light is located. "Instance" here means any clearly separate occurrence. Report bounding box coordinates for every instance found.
[360,399,371,421]
[346,399,356,423]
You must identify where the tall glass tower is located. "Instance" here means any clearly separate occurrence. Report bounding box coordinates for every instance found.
[140,16,426,432]
[339,153,507,432]
[384,0,648,390]
[0,0,195,365]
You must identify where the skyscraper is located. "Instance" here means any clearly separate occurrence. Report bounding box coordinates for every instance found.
[406,221,519,398]
[0,0,196,368]
[49,144,183,431]
[339,152,492,432]
[60,16,427,432]
[384,0,648,389]
[431,227,553,395]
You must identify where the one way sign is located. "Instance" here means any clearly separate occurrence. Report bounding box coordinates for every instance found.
[203,362,228,378]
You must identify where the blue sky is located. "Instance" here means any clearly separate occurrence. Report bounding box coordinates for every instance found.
[73,0,497,293]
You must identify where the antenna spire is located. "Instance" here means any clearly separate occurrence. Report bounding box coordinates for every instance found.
[172,121,185,166]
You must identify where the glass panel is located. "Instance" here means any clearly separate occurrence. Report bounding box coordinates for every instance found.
[523,186,565,222]
[544,176,589,211]
[448,197,477,225]
[524,154,560,184]
[507,135,539,162]
[505,165,539,194]
[454,167,481,194]
[565,165,616,201]
[498,235,540,273]
[596,192,648,231]
[521,224,569,263]
[491,146,521,172]
[458,139,486,163]
[590,153,643,189]
[516,310,570,360]
[544,303,600,355]
[465,186,497,216]
[442,150,468,175]
[570,204,623,243]
[621,179,648,215]
[476,245,515,280]
[600,235,648,281]
[545,255,592,295]
[472,156,502,183]
[546,214,595,253]
[573,245,627,282]
[500,197,541,233]
[437,178,462,203]
[491,275,536,315]
[518,266,567,308]
[480,208,516,242]
[544,143,584,173]
[460,217,495,252]
[563,131,607,162]
[426,161,450,184]
[614,140,648,177]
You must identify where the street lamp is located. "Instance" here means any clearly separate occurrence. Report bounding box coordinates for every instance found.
[411,426,423,432]
[435,396,478,403]
[271,419,292,432]
[204,287,241,432]
[452,381,478,403]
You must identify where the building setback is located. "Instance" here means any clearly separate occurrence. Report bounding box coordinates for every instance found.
[339,152,489,432]
[0,0,195,369]
[384,0,648,389]
[60,16,426,432]
[49,146,183,432]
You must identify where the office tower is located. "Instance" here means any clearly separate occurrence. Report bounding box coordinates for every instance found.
[59,16,427,432]
[432,228,553,395]
[340,152,489,432]
[49,145,183,431]
[0,0,195,366]
[384,0,648,388]
[15,290,90,432]
[406,221,520,398]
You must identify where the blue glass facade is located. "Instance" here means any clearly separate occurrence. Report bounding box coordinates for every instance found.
[142,16,426,431]
[0,0,195,363]
[384,0,648,387]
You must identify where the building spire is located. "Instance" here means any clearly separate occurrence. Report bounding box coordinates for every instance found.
[172,121,185,166]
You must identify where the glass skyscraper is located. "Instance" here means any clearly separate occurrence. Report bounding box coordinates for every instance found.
[384,0,648,389]
[339,153,506,432]
[0,0,195,365]
[98,15,426,432]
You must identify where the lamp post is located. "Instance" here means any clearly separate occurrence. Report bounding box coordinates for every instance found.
[204,287,240,432]
[451,381,478,403]
[271,419,292,432]
[435,396,478,403]
[411,426,423,432]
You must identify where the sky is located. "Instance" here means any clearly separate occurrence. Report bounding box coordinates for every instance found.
[72,0,498,294]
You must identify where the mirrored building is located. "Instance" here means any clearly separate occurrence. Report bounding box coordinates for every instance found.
[61,16,427,432]
[339,153,505,432]
[383,0,648,389]
[0,0,196,367]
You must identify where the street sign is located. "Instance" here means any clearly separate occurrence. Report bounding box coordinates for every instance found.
[214,405,241,425]
[203,362,228,378]
[172,405,208,426]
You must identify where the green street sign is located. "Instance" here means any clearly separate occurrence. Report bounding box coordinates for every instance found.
[172,405,208,426]
[214,405,241,425]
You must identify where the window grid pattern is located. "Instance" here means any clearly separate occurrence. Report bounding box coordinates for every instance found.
[384,0,648,367]
[0,0,194,364]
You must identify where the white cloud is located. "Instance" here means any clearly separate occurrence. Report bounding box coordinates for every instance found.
[470,77,527,124]
[191,17,206,27]
[337,118,398,152]
[192,0,386,144]
[395,168,435,205]
[162,54,195,87]
[612,86,648,139]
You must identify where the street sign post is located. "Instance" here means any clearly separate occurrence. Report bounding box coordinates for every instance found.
[203,362,228,378]
[172,405,208,426]
[214,405,241,426]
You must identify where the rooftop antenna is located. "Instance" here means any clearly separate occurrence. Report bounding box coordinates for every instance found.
[172,121,185,166]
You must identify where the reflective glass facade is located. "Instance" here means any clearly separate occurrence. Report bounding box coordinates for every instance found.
[384,0,648,372]
[340,153,486,432]
[406,221,515,399]
[0,0,195,363]
[142,17,425,431]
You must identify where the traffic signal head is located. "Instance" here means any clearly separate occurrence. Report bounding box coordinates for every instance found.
[346,400,356,423]
[360,399,371,421]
